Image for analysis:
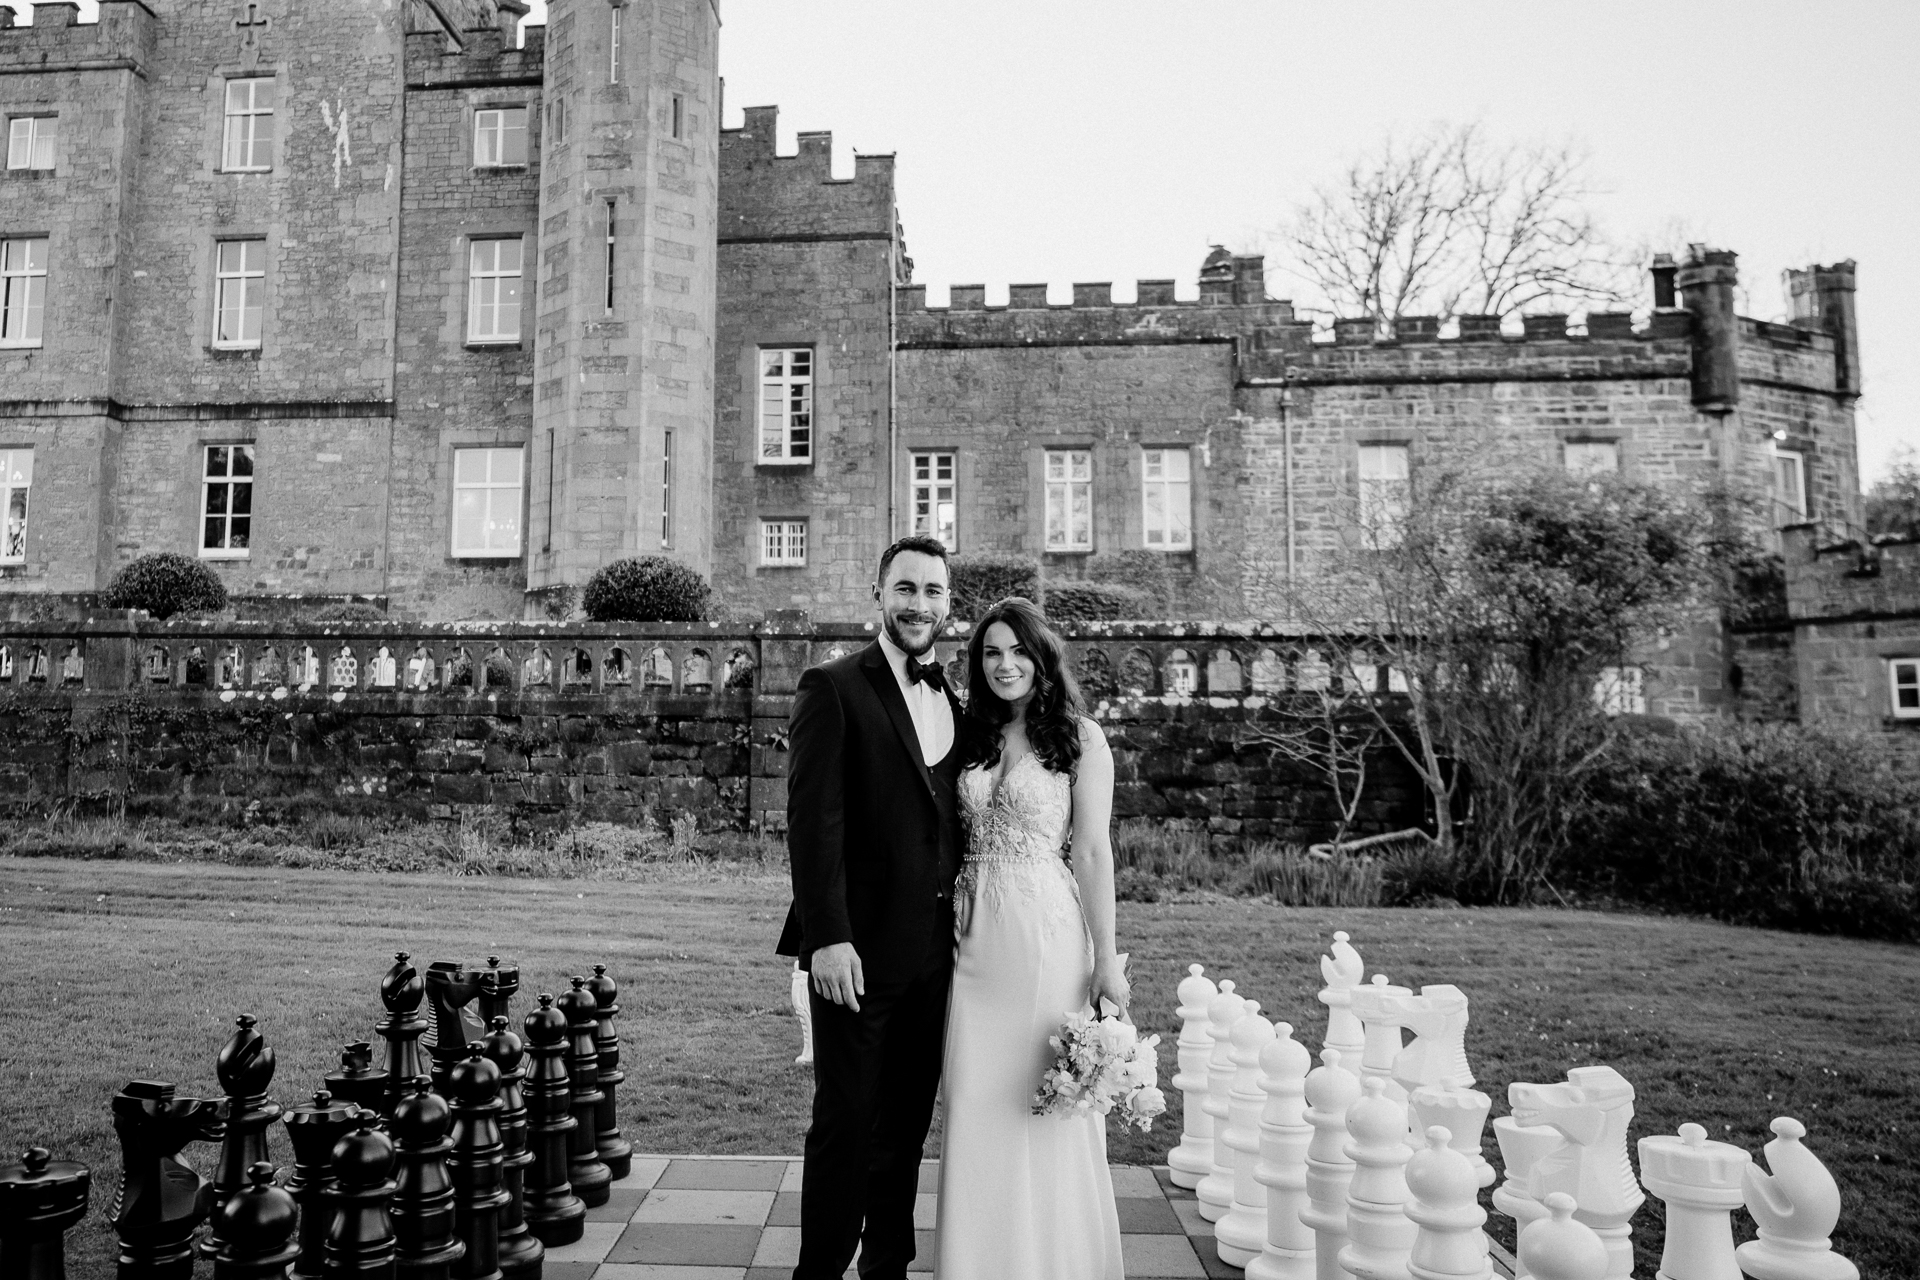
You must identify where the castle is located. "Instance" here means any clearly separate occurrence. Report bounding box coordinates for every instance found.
[0,0,1906,731]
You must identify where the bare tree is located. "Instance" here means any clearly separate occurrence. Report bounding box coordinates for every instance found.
[1237,682,1380,850]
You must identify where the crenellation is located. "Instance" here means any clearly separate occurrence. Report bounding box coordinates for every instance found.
[1137,279,1177,305]
[1393,316,1439,343]
[1521,313,1572,340]
[948,284,986,311]
[1455,315,1502,339]
[0,0,152,66]
[1008,283,1049,309]
[1587,312,1636,339]
[1072,282,1113,308]
[1333,318,1377,346]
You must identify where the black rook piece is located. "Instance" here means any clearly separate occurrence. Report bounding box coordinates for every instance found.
[518,995,585,1247]
[323,1042,389,1117]
[0,1147,91,1280]
[390,1077,464,1280]
[210,1162,300,1280]
[425,963,487,1094]
[482,1018,544,1279]
[281,1089,360,1280]
[586,965,632,1180]
[476,957,519,1031]
[378,954,431,1119]
[110,1080,228,1280]
[203,1014,284,1261]
[447,1046,510,1280]
[556,977,611,1208]
[323,1113,398,1278]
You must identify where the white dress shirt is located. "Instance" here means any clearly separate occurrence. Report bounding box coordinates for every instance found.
[877,631,955,766]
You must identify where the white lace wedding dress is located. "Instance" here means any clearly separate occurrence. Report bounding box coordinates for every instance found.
[934,741,1124,1279]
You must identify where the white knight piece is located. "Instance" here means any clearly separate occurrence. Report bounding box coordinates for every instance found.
[1507,1066,1645,1280]
[1737,1117,1858,1280]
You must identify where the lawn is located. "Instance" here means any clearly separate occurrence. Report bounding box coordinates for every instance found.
[1,855,1913,1278]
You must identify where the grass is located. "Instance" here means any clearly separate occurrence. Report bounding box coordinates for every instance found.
[1,857,1915,1278]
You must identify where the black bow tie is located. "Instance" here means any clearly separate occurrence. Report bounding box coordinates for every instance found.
[908,660,946,691]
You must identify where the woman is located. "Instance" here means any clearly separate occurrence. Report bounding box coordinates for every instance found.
[935,596,1128,1279]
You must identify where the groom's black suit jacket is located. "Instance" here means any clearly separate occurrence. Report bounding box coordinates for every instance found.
[777,640,964,976]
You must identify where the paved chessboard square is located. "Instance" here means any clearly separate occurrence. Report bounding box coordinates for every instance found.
[767,1190,802,1227]
[631,1188,776,1226]
[614,1157,672,1191]
[779,1162,805,1193]
[745,1270,790,1280]
[1110,1165,1165,1198]
[1116,1193,1185,1234]
[540,1221,625,1265]
[588,1187,649,1221]
[596,1268,748,1280]
[1194,1239,1243,1280]
[1118,1233,1208,1279]
[541,1263,597,1280]
[1172,1198,1213,1238]
[657,1159,790,1192]
[608,1223,764,1267]
[750,1225,802,1267]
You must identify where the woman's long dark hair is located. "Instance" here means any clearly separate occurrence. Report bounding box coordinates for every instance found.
[960,596,1089,777]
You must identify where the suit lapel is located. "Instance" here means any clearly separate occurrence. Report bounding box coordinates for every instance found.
[861,641,936,800]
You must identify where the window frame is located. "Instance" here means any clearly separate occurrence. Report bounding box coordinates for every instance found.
[1594,665,1647,717]
[211,238,266,350]
[1564,440,1620,476]
[220,77,276,173]
[1141,445,1194,551]
[547,95,568,147]
[910,451,957,551]
[1891,658,1920,721]
[1357,442,1411,547]
[757,347,814,465]
[449,445,526,559]
[1044,448,1094,552]
[199,443,256,560]
[472,106,529,169]
[1771,446,1808,525]
[760,518,808,567]
[466,236,525,345]
[6,115,56,172]
[1,447,32,565]
[0,236,48,349]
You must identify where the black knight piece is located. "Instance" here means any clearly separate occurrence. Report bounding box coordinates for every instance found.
[476,957,519,1030]
[323,1042,389,1117]
[209,1162,300,1280]
[110,1080,228,1280]
[447,1046,510,1280]
[425,963,488,1094]
[0,1147,91,1280]
[518,995,585,1247]
[202,1014,284,1261]
[557,977,612,1208]
[322,1113,399,1278]
[482,1018,544,1279]
[390,1077,464,1280]
[586,965,632,1180]
[281,1089,360,1280]
[378,954,432,1119]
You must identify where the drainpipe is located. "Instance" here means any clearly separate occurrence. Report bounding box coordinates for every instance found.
[888,230,900,541]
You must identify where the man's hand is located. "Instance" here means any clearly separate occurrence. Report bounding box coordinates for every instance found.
[809,942,865,1012]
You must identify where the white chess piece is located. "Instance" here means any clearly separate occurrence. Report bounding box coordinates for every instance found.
[1319,930,1367,1065]
[1736,1117,1858,1280]
[1248,1022,1315,1280]
[789,960,813,1065]
[1339,1077,1419,1280]
[1198,984,1252,1222]
[1349,974,1415,1106]
[1509,1066,1645,1280]
[1302,1047,1364,1280]
[1491,1116,1564,1240]
[1406,1125,1491,1280]
[1389,985,1473,1093]
[1217,1008,1280,1267]
[1518,1193,1609,1280]
[1638,1122,1750,1280]
[1170,963,1221,1190]
[1410,1087,1494,1190]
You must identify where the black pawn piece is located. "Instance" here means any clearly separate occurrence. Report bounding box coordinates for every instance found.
[323,1112,398,1279]
[324,1042,389,1117]
[0,1147,90,1280]
[111,1080,228,1280]
[425,963,487,1095]
[211,1162,300,1280]
[447,1045,510,1280]
[391,1077,464,1280]
[282,1089,360,1280]
[203,1014,283,1260]
[518,995,584,1248]
[378,953,432,1120]
[585,965,632,1180]
[556,978,611,1208]
[482,1018,543,1279]
[476,957,519,1031]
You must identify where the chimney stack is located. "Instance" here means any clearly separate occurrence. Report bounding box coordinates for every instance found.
[1676,245,1740,414]
[1650,253,1679,309]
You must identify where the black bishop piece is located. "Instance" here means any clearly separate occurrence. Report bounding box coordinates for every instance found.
[202,1014,282,1261]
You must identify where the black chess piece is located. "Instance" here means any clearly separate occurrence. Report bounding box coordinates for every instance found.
[323,1042,389,1117]
[110,1080,228,1280]
[281,1089,359,1280]
[203,1014,284,1260]
[482,1018,544,1279]
[518,995,585,1248]
[425,963,487,1094]
[210,1162,300,1280]
[323,1111,398,1278]
[378,953,432,1119]
[447,1045,510,1280]
[557,978,611,1208]
[0,1147,90,1280]
[476,957,519,1031]
[585,964,632,1180]
[391,1077,464,1280]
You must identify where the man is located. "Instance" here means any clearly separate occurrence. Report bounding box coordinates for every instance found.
[776,535,964,1280]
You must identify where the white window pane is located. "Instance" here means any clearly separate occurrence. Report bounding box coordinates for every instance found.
[1070,452,1091,482]
[1046,453,1064,481]
[454,449,488,485]
[1166,449,1191,481]
[1169,481,1192,546]
[492,448,523,485]
[32,118,54,169]
[3,450,31,485]
[454,489,486,549]
[5,119,25,169]
[226,80,251,112]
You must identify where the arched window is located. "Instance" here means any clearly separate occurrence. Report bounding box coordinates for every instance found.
[683,648,713,691]
[405,646,436,691]
[562,648,593,688]
[643,646,674,689]
[60,644,84,685]
[446,648,475,690]
[1119,648,1156,695]
[1206,648,1243,693]
[369,646,398,689]
[722,648,754,691]
[522,647,553,690]
[604,647,632,685]
[144,645,171,685]
[1249,647,1284,693]
[1076,647,1115,699]
[328,646,358,689]
[1164,649,1199,697]
[483,645,513,689]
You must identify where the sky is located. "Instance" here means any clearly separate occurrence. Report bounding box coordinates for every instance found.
[24,1,1918,485]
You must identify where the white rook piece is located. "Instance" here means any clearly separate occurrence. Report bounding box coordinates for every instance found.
[1508,1066,1644,1280]
[1349,975,1415,1105]
[1248,1022,1315,1280]
[1518,1193,1609,1280]
[1637,1123,1750,1280]
[1199,985,1252,1222]
[1409,1087,1494,1190]
[1339,1077,1419,1280]
[789,960,813,1065]
[1406,1125,1491,1280]
[1170,963,1222,1190]
[1217,1008,1280,1268]
[1737,1117,1858,1280]
[1302,1048,1364,1280]
[1319,930,1367,1065]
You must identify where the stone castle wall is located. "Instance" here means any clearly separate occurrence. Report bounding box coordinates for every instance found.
[1782,528,1920,732]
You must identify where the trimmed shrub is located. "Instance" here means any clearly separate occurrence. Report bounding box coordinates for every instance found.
[103,552,229,620]
[1085,550,1175,615]
[307,601,387,623]
[582,556,711,622]
[947,553,1040,626]
[1044,582,1152,623]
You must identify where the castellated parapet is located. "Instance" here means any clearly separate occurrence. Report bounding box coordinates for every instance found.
[0,1,154,68]
[720,105,896,241]
[403,0,545,85]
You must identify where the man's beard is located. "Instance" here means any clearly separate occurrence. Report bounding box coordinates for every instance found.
[883,610,940,658]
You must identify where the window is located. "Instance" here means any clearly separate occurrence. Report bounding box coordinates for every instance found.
[1772,447,1807,525]
[1357,443,1411,545]
[1889,659,1920,720]
[213,239,265,349]
[1142,447,1193,550]
[200,444,254,557]
[910,452,957,550]
[1,448,30,563]
[604,198,617,313]
[670,94,685,140]
[1045,449,1093,551]
[451,447,524,557]
[221,78,275,171]
[660,430,673,548]
[1,237,47,347]
[548,96,567,146]
[1594,666,1647,716]
[1565,441,1619,475]
[758,348,813,463]
[609,6,621,82]
[761,519,807,566]
[467,238,523,343]
[473,107,528,167]
[6,116,55,171]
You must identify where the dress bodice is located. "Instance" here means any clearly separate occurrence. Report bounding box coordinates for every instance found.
[959,751,1073,864]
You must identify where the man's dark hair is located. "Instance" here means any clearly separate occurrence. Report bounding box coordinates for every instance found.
[875,535,949,588]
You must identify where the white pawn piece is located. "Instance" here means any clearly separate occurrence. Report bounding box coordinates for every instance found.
[1509,1066,1645,1280]
[789,960,813,1065]
[1247,1023,1315,1280]
[1389,985,1473,1094]
[1491,1115,1564,1239]
[1349,974,1415,1106]
[1517,1193,1608,1280]
[1170,963,1222,1190]
[1406,1125,1491,1280]
[1198,984,1252,1222]
[1737,1117,1858,1280]
[1319,930,1367,1065]
[1339,1077,1419,1280]
[1217,1008,1280,1267]
[1302,1048,1364,1280]
[1409,1087,1494,1189]
[1637,1123,1750,1280]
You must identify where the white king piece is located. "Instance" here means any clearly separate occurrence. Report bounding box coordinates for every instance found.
[1169,964,1221,1190]
[1737,1117,1859,1280]
[1637,1122,1750,1280]
[1507,1066,1644,1280]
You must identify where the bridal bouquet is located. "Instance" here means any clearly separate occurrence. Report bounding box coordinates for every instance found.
[1032,999,1168,1132]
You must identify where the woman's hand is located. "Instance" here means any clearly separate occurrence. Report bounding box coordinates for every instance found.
[1091,952,1131,1021]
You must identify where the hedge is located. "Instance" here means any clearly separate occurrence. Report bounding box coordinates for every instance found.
[102,553,229,620]
[1044,582,1153,623]
[582,556,712,622]
[947,554,1040,625]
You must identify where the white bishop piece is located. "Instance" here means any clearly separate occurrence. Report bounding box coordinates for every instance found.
[1339,1076,1419,1280]
[1198,984,1252,1222]
[1247,1022,1315,1280]
[1216,1007,1279,1267]
[1637,1122,1750,1280]
[789,960,813,1065]
[1406,1125,1491,1280]
[1737,1117,1858,1280]
[1169,963,1221,1190]
[1302,1048,1364,1280]
[1318,930,1367,1066]
[1508,1066,1644,1280]
[1518,1193,1609,1280]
